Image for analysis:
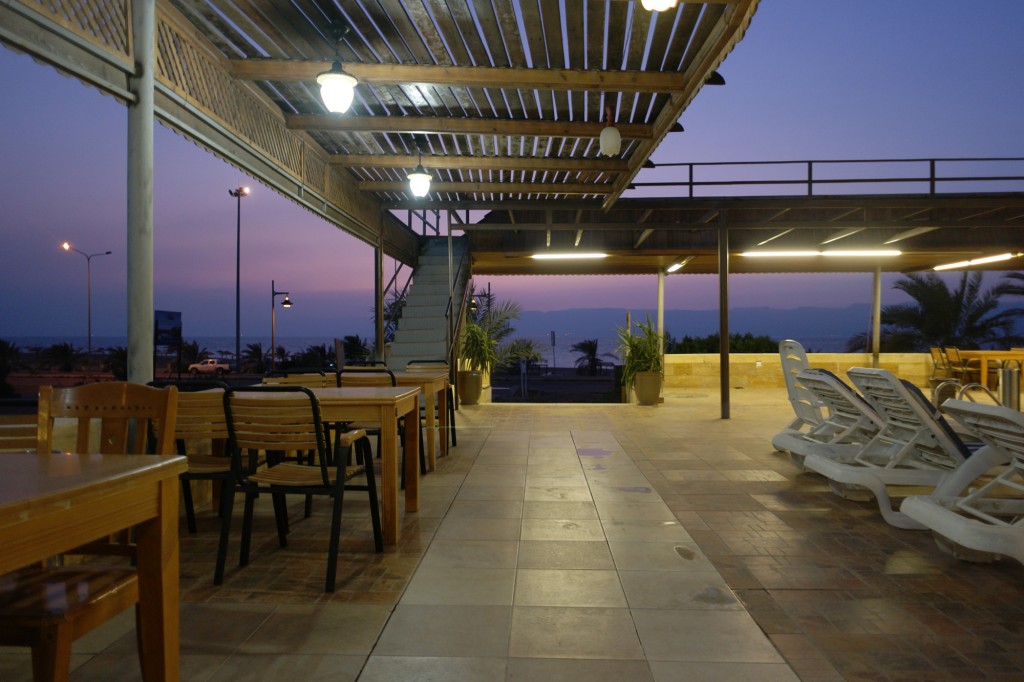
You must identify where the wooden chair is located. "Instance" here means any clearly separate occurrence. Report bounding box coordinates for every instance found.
[943,347,980,385]
[928,347,953,383]
[0,413,37,452]
[216,386,381,592]
[406,359,457,448]
[151,380,232,534]
[262,371,328,388]
[0,382,177,682]
[336,367,426,486]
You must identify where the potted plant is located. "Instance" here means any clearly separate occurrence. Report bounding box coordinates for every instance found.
[616,315,664,405]
[458,319,497,405]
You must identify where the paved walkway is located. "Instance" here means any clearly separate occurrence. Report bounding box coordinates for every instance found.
[5,388,1024,680]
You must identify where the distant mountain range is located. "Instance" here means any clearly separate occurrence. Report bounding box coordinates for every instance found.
[513,304,874,351]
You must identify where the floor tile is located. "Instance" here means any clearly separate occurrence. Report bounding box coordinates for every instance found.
[514,569,627,607]
[608,541,715,571]
[632,609,784,663]
[517,540,615,570]
[401,566,516,605]
[619,570,742,610]
[649,660,799,682]
[509,606,643,660]
[419,539,520,569]
[359,656,506,682]
[520,517,606,542]
[374,605,512,658]
[507,657,654,681]
[238,603,391,654]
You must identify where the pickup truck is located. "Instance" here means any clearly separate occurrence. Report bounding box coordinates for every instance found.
[187,358,230,375]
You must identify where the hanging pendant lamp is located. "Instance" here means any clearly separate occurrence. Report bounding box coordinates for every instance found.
[407,137,431,197]
[599,106,621,157]
[642,0,678,11]
[317,22,357,114]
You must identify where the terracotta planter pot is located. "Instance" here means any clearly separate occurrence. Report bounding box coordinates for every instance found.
[458,370,483,405]
[632,371,662,406]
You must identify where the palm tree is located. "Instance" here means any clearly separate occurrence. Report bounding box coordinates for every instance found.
[0,339,20,396]
[572,339,601,376]
[242,342,266,374]
[994,271,1024,322]
[845,272,1018,352]
[46,342,80,372]
[466,288,522,371]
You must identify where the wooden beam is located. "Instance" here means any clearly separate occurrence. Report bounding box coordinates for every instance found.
[634,228,655,248]
[358,181,615,195]
[288,115,655,139]
[331,153,629,172]
[230,61,692,94]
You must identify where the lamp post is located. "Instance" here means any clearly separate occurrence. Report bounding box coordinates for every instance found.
[228,186,250,372]
[270,280,292,372]
[62,242,112,368]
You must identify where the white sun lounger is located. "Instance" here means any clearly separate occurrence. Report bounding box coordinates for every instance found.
[773,368,886,469]
[771,340,826,456]
[805,367,999,529]
[901,400,1024,564]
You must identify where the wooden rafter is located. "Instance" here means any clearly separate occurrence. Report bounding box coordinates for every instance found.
[331,154,629,172]
[230,61,697,94]
[357,181,615,195]
[287,115,656,139]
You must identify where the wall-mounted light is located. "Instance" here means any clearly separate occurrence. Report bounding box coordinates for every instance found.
[407,135,431,197]
[531,252,608,260]
[934,252,1023,271]
[666,256,694,273]
[741,250,902,258]
[318,22,357,113]
[642,0,678,11]
[599,105,621,157]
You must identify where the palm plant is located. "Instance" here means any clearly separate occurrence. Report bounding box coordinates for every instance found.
[45,342,80,372]
[461,288,522,372]
[0,339,20,396]
[615,315,664,393]
[242,342,266,373]
[572,339,602,376]
[845,272,1018,351]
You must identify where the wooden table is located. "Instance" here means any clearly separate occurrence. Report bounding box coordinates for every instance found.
[310,386,420,545]
[391,370,450,469]
[959,350,1024,388]
[0,452,187,681]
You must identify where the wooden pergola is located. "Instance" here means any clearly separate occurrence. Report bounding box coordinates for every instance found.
[4,0,1022,393]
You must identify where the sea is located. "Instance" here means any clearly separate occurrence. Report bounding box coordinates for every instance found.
[6,333,850,370]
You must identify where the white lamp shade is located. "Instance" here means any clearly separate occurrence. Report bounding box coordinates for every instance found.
[642,0,677,10]
[407,165,432,197]
[599,125,621,156]
[317,69,357,113]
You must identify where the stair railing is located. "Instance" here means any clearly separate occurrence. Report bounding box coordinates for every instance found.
[382,264,413,344]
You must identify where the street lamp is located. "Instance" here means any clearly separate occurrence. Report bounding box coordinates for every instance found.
[228,185,250,372]
[62,242,112,367]
[270,279,292,371]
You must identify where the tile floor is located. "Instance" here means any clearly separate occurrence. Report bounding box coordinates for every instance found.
[4,388,1024,680]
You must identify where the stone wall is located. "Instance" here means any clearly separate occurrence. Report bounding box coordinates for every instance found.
[664,352,933,390]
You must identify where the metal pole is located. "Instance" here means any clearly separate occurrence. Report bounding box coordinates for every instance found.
[270,279,276,372]
[718,215,730,419]
[128,0,155,383]
[871,265,882,367]
[86,256,92,363]
[235,193,241,373]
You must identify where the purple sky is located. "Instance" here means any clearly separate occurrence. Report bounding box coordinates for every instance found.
[2,1,1022,343]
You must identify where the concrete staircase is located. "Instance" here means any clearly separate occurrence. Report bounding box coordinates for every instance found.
[386,237,470,370]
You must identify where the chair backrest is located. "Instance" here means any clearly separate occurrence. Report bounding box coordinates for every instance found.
[778,340,824,427]
[0,414,38,452]
[944,347,966,367]
[336,367,397,387]
[223,386,330,485]
[846,367,971,469]
[941,399,1024,466]
[149,380,229,453]
[795,368,884,444]
[38,382,178,455]
[262,372,327,388]
[929,347,949,370]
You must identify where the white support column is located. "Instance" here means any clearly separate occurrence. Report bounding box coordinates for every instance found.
[127,0,155,382]
[657,270,665,355]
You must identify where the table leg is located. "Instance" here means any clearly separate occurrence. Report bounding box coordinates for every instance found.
[134,476,180,682]
[379,406,399,545]
[404,395,420,513]
[438,384,449,458]
[424,389,437,471]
